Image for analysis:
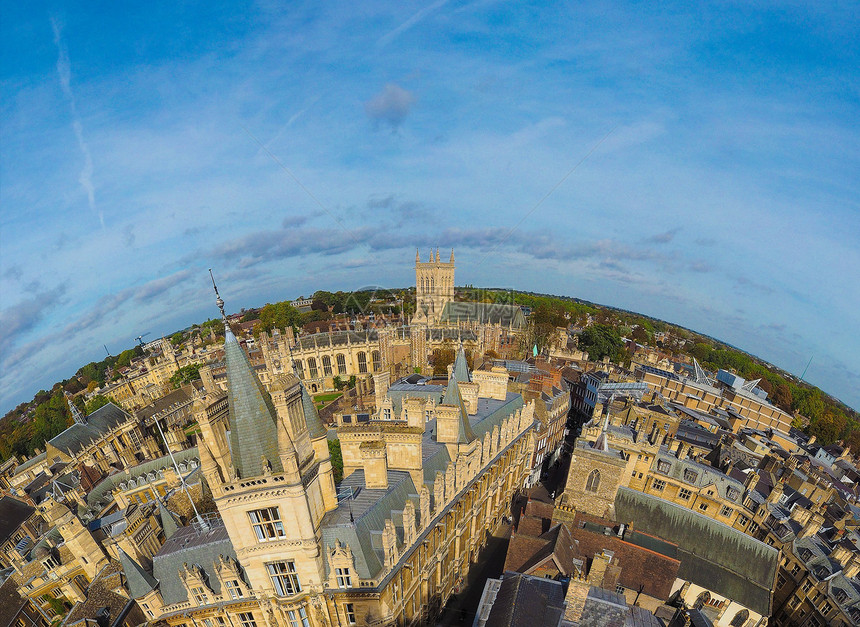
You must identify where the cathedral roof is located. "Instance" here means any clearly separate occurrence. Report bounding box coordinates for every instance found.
[438,301,526,328]
[224,325,283,478]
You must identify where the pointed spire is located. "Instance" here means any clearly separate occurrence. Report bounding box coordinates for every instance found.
[119,548,158,598]
[66,394,84,425]
[449,248,455,263]
[435,247,440,263]
[452,345,471,383]
[416,248,421,263]
[209,269,227,323]
[214,277,284,479]
[441,377,475,443]
[158,499,180,539]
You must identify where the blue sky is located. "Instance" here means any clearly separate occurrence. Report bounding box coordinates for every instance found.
[1,1,858,414]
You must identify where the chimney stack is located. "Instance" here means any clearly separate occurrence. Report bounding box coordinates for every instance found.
[360,441,388,490]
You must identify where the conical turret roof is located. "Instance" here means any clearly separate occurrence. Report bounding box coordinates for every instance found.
[441,377,475,443]
[224,325,283,478]
[158,499,180,539]
[119,548,158,598]
[452,345,471,383]
[300,382,327,439]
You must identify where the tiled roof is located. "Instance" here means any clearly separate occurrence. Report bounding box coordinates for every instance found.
[320,470,418,580]
[47,403,130,457]
[152,521,239,606]
[0,496,36,545]
[484,572,566,627]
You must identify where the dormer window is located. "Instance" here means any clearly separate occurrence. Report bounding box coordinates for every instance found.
[191,586,208,605]
[224,579,243,599]
[336,567,352,587]
[726,487,740,501]
[657,460,671,474]
[684,469,698,483]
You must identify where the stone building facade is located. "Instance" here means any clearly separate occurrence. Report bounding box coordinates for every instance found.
[118,290,536,627]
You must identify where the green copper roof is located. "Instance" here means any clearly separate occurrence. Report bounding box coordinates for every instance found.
[224,326,283,478]
[441,377,475,443]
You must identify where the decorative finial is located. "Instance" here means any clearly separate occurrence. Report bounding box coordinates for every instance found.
[209,269,227,320]
[450,248,455,263]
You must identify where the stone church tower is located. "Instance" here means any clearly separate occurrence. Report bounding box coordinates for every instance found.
[413,247,454,324]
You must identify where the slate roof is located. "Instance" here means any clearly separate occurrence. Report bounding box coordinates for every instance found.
[47,403,130,457]
[119,549,158,599]
[0,575,28,627]
[224,326,283,478]
[439,302,527,328]
[614,487,778,616]
[152,521,239,606]
[484,572,566,627]
[650,450,745,503]
[320,470,418,580]
[294,330,378,350]
[85,446,199,509]
[0,496,35,545]
[452,346,471,383]
[13,451,47,475]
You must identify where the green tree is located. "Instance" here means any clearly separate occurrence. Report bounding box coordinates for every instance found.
[170,365,201,388]
[578,325,624,362]
[328,439,343,483]
[170,332,184,347]
[85,395,116,415]
[432,348,455,377]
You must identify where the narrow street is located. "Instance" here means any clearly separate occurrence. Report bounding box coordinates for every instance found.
[434,443,574,626]
[435,522,512,626]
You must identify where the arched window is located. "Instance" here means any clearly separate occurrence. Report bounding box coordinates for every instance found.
[694,591,710,610]
[357,352,367,374]
[729,609,749,627]
[295,360,304,378]
[322,355,332,376]
[308,357,318,379]
[585,469,600,493]
[372,351,381,372]
[336,353,346,375]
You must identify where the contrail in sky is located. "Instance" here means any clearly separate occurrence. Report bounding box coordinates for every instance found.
[51,16,104,229]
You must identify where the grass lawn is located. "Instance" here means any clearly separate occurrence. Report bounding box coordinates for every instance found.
[313,392,342,410]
